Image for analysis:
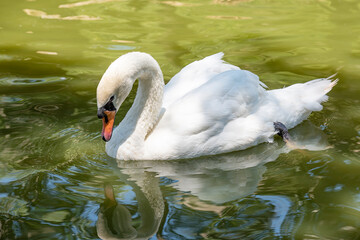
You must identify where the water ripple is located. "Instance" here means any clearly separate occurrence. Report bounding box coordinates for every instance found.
[1,77,67,86]
[0,96,23,103]
[23,9,101,21]
[34,104,60,112]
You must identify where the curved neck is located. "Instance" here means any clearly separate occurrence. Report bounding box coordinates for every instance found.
[125,68,164,138]
[110,54,164,158]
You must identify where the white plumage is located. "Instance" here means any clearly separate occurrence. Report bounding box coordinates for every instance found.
[96,52,337,160]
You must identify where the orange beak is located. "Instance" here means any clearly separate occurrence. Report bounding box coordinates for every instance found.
[101,110,116,142]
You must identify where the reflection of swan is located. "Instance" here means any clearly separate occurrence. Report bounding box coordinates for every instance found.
[98,123,328,238]
[116,122,328,204]
[96,52,337,160]
[97,172,164,240]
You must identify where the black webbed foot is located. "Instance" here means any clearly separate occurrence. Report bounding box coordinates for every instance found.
[274,122,291,142]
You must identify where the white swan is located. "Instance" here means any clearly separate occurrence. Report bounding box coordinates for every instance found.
[96,52,337,160]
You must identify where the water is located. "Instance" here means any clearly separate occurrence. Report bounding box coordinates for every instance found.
[0,0,360,239]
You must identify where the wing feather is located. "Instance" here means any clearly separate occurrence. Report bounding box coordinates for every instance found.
[146,70,267,158]
[163,53,240,108]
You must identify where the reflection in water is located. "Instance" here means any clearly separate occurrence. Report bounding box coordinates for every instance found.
[59,0,122,9]
[23,9,101,21]
[112,40,136,44]
[97,173,164,240]
[256,195,292,237]
[36,51,58,56]
[100,122,328,238]
[206,16,252,20]
[120,122,328,202]
[161,1,200,7]
[98,184,137,239]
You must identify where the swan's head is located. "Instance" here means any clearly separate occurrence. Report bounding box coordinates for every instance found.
[97,52,163,142]
[96,55,135,141]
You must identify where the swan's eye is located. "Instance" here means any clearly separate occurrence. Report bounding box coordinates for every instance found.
[103,98,116,111]
[110,95,114,102]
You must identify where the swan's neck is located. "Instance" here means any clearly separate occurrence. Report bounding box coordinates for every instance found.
[126,69,163,138]
[110,55,164,158]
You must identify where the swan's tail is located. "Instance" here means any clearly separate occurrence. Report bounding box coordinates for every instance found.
[269,75,338,129]
[298,74,338,111]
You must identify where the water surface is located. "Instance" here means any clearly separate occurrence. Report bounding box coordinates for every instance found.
[1,0,360,239]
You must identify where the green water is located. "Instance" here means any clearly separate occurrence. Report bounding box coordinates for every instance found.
[1,0,360,239]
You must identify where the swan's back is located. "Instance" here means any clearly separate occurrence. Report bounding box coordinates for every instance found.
[163,53,240,108]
